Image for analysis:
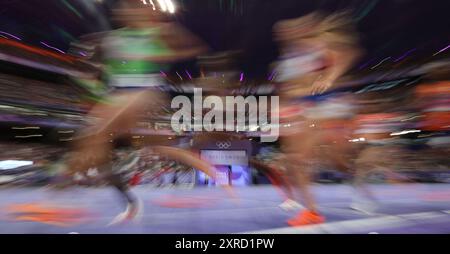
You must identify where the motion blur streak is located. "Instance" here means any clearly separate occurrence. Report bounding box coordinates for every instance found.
[0,0,448,234]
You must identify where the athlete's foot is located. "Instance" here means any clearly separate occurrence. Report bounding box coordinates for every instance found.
[129,198,144,222]
[279,199,303,211]
[108,198,143,226]
[287,210,325,227]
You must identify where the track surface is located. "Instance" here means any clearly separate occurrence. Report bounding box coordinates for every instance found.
[0,184,449,234]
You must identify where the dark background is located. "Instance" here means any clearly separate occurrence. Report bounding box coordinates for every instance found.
[0,0,449,78]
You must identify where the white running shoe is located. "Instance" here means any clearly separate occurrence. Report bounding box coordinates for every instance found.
[279,199,304,211]
[108,198,143,226]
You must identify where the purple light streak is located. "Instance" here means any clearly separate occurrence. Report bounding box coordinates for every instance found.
[268,71,276,81]
[40,41,65,54]
[394,48,416,62]
[160,70,168,77]
[358,58,377,70]
[240,72,244,82]
[433,44,450,56]
[185,70,193,80]
[0,31,22,41]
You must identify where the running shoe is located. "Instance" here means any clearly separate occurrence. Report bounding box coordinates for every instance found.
[279,199,304,211]
[287,210,325,226]
[108,197,143,226]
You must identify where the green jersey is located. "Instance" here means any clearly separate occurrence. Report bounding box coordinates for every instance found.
[102,27,171,87]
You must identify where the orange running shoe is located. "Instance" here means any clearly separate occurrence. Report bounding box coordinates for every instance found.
[287,210,325,227]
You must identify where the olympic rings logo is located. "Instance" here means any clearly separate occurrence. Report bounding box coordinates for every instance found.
[216,141,232,149]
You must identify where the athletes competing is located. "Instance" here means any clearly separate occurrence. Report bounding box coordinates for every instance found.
[66,0,213,224]
[272,11,363,226]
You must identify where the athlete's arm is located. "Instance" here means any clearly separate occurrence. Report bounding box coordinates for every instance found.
[311,45,361,95]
